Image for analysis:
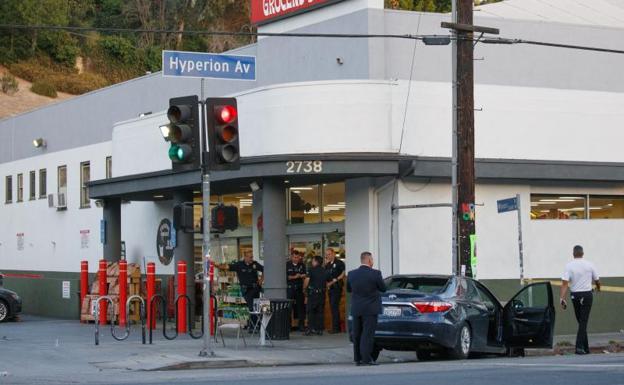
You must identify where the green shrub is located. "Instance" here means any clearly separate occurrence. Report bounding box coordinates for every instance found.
[99,36,137,65]
[31,81,58,98]
[11,59,109,95]
[1,72,19,95]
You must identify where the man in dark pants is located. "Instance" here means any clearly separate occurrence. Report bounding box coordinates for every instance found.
[216,252,264,331]
[287,250,306,331]
[304,255,328,335]
[560,245,600,355]
[347,251,386,366]
[324,248,345,333]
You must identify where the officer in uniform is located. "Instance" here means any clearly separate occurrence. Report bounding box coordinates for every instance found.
[216,251,264,330]
[324,248,345,333]
[304,255,329,335]
[287,250,307,331]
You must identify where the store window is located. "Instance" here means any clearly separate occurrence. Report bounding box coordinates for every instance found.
[589,196,624,219]
[530,194,586,220]
[17,173,23,202]
[288,185,320,224]
[5,175,12,203]
[106,156,112,179]
[80,162,90,208]
[322,183,345,222]
[29,170,36,200]
[39,169,47,198]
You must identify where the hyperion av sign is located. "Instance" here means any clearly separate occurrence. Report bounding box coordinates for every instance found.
[162,50,256,81]
[251,0,346,25]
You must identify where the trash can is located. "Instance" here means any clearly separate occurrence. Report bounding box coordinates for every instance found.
[266,299,292,340]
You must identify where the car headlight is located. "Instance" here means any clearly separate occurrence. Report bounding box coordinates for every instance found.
[10,292,20,301]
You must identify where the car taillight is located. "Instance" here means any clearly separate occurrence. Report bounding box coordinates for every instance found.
[411,301,453,313]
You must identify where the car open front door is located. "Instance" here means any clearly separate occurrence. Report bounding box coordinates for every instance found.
[503,282,555,349]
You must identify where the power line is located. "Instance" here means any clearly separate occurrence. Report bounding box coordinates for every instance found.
[1,23,623,54]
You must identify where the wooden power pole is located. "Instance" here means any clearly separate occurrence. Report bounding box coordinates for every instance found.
[443,1,498,277]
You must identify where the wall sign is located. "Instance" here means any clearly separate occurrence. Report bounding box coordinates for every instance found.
[16,233,24,251]
[80,229,90,249]
[156,219,174,265]
[286,160,323,174]
[62,281,71,299]
[251,0,346,25]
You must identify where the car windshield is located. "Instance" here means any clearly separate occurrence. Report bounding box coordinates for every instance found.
[384,277,450,294]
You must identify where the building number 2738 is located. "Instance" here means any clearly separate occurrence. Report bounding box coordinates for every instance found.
[285,160,323,173]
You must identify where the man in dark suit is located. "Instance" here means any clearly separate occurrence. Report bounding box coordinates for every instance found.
[347,251,386,366]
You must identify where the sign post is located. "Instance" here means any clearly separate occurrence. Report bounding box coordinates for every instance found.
[497,195,525,284]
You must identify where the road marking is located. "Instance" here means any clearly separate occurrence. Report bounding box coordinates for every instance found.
[489,363,624,368]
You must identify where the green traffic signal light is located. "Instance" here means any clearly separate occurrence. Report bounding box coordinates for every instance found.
[168,144,193,162]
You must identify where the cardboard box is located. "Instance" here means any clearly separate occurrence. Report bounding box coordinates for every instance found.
[107,262,119,276]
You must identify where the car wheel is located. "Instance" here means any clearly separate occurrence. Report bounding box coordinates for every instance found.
[416,350,434,361]
[0,300,9,323]
[448,323,471,359]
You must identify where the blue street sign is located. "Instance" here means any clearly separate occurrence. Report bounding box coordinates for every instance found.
[497,197,518,213]
[162,50,256,81]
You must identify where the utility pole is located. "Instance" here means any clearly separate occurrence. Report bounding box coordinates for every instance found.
[443,1,498,277]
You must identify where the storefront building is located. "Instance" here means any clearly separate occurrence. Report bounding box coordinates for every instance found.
[1,0,624,334]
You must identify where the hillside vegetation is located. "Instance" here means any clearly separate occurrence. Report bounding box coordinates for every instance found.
[0,0,500,104]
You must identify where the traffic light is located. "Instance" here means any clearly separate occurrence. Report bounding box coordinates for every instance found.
[173,204,194,233]
[211,205,238,233]
[160,95,200,172]
[205,97,240,171]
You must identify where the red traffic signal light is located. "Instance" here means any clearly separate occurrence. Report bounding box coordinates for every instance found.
[215,105,237,124]
[206,98,240,171]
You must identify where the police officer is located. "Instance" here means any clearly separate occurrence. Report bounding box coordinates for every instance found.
[324,248,345,333]
[560,245,601,355]
[287,250,306,331]
[304,255,329,336]
[216,251,264,331]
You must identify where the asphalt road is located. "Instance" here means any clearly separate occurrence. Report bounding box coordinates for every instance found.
[4,353,623,385]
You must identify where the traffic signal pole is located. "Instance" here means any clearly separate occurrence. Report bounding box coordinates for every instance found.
[199,96,214,357]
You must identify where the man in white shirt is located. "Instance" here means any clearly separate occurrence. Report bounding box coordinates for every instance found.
[560,245,601,355]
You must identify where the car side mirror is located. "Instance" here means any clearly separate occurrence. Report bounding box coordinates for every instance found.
[513,299,524,312]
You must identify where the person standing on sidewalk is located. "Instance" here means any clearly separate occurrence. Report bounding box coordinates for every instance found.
[325,248,345,333]
[347,251,386,366]
[560,245,601,355]
[287,250,306,331]
[304,255,329,336]
[216,252,264,332]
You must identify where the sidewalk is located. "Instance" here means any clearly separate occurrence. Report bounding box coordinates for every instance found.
[1,316,623,375]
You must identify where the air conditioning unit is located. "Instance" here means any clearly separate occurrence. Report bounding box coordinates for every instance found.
[48,193,67,209]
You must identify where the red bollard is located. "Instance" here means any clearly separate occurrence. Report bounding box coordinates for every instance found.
[177,261,187,333]
[98,260,108,325]
[209,260,215,336]
[147,263,156,330]
[80,260,88,320]
[119,260,127,327]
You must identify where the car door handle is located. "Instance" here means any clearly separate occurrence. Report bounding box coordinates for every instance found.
[513,317,529,323]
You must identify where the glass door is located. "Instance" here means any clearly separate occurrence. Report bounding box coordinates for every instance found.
[289,234,323,266]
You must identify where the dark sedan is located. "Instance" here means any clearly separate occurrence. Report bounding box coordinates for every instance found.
[368,275,555,360]
[0,275,22,322]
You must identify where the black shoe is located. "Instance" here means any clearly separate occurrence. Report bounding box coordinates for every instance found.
[575,349,588,355]
[362,362,379,366]
[304,329,313,336]
[355,361,362,366]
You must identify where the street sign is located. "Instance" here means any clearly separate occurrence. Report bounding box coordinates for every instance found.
[497,197,518,213]
[162,50,256,81]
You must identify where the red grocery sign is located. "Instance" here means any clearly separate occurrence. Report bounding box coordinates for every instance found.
[251,0,345,25]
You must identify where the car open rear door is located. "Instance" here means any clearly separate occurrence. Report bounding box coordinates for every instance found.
[503,282,555,349]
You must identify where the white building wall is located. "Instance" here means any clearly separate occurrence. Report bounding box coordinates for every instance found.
[0,142,111,273]
[395,180,624,280]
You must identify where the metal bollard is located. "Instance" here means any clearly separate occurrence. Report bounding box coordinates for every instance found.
[177,261,187,334]
[119,260,127,328]
[147,263,156,330]
[98,260,108,325]
[80,261,88,318]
